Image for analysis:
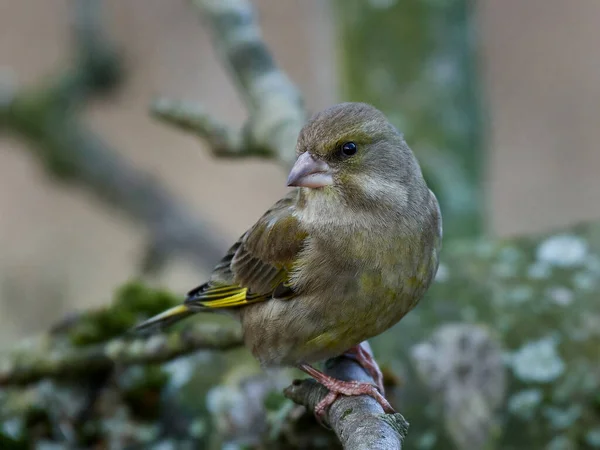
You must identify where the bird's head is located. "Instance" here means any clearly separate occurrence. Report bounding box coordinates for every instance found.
[288,102,426,211]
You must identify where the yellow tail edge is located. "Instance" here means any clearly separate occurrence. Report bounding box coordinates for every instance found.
[131,304,194,335]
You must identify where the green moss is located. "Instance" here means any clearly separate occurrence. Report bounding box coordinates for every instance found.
[77,421,103,449]
[263,390,288,411]
[69,280,179,346]
[0,431,25,450]
[21,407,52,446]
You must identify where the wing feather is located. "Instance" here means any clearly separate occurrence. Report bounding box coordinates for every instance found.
[185,191,306,309]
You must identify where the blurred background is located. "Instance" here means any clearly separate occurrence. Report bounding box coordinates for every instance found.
[1,0,600,448]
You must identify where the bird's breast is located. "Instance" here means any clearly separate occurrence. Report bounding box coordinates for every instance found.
[243,204,440,367]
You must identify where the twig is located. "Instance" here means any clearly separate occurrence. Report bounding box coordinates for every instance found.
[195,0,305,167]
[151,98,246,157]
[152,0,306,168]
[0,322,243,386]
[284,344,408,450]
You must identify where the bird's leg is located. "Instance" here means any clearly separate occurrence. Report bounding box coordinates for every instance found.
[298,363,395,423]
[343,344,385,394]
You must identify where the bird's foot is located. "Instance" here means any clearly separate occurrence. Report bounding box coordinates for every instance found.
[344,343,385,394]
[298,364,395,424]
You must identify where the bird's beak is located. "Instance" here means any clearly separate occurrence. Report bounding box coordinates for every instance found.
[287,152,333,188]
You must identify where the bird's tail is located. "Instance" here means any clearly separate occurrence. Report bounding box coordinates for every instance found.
[131,304,196,335]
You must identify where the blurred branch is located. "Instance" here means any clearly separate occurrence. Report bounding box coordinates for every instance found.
[285,344,408,450]
[0,0,226,271]
[6,91,226,270]
[0,322,243,387]
[152,0,306,168]
[151,98,245,157]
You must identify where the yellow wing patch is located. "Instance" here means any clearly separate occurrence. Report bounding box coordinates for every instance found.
[186,283,266,309]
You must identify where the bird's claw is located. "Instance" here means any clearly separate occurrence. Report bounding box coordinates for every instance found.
[314,391,338,428]
[344,344,386,394]
[298,362,395,427]
[314,378,395,424]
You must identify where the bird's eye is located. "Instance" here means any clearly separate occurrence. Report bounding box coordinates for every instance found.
[340,141,358,157]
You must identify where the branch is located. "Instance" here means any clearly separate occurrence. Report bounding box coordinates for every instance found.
[195,0,305,167]
[0,322,243,387]
[0,0,226,271]
[153,0,306,168]
[151,98,246,157]
[284,343,408,450]
[3,86,227,271]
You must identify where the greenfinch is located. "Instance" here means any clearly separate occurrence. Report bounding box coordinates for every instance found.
[135,102,442,418]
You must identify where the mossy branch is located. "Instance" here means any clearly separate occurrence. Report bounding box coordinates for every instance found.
[0,282,243,388]
[0,322,243,387]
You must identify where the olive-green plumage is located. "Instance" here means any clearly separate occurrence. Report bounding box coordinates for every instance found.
[135,102,442,368]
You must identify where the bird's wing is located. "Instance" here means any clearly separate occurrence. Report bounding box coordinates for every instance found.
[185,190,306,309]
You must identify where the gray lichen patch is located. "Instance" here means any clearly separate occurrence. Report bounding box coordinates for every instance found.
[509,336,565,383]
[585,428,600,448]
[507,389,543,420]
[546,435,575,450]
[528,261,552,280]
[543,405,582,431]
[504,285,535,305]
[544,286,575,307]
[536,234,588,268]
[410,324,506,449]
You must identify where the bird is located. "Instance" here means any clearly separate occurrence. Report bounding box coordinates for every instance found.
[134,102,442,420]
